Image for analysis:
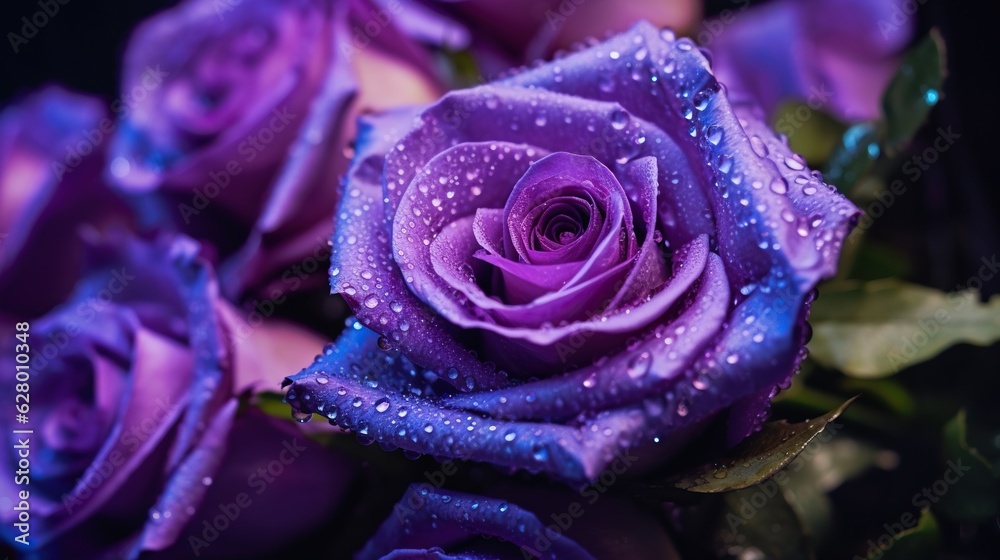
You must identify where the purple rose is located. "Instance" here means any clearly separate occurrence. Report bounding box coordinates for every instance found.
[708,0,915,121]
[356,482,680,559]
[431,0,700,63]
[0,234,355,559]
[283,22,858,482]
[108,0,443,298]
[0,87,130,318]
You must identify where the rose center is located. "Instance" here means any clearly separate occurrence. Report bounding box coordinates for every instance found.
[533,196,594,250]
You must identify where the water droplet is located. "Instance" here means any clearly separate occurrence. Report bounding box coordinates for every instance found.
[352,397,363,408]
[424,424,434,433]
[718,156,733,174]
[694,90,711,111]
[316,376,329,385]
[375,398,390,413]
[583,373,597,388]
[923,88,939,105]
[610,109,628,130]
[750,136,769,158]
[677,400,689,417]
[504,431,517,442]
[364,295,379,308]
[533,446,550,462]
[713,469,728,479]
[769,177,788,194]
[796,217,810,237]
[390,301,403,313]
[292,410,312,423]
[627,351,651,378]
[784,156,805,171]
[599,74,615,93]
[706,125,723,145]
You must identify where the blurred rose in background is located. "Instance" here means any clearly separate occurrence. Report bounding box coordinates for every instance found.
[0,233,356,559]
[106,0,444,300]
[0,87,130,319]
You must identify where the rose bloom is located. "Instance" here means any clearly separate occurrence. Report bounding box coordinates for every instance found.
[107,0,443,298]
[283,22,859,482]
[0,234,354,559]
[434,0,701,62]
[0,87,129,319]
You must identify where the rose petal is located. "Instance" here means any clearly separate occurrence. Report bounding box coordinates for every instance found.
[446,252,729,419]
[500,153,635,296]
[219,0,358,297]
[332,110,510,391]
[357,485,597,560]
[110,0,326,192]
[378,550,475,560]
[284,323,649,482]
[135,408,357,558]
[0,87,128,317]
[216,302,327,393]
[128,399,237,556]
[165,239,235,470]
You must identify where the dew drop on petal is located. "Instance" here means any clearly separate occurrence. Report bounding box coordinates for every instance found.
[706,125,723,145]
[611,109,629,130]
[769,177,788,194]
[750,136,769,158]
[784,156,805,170]
[627,351,651,378]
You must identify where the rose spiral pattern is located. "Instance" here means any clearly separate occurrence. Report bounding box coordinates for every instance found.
[284,22,859,482]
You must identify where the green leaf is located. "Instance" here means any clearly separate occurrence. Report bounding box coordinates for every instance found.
[434,48,484,89]
[808,279,1000,377]
[772,101,848,166]
[822,122,881,194]
[648,397,857,495]
[254,390,295,419]
[937,410,1000,521]
[881,29,947,154]
[868,509,940,560]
